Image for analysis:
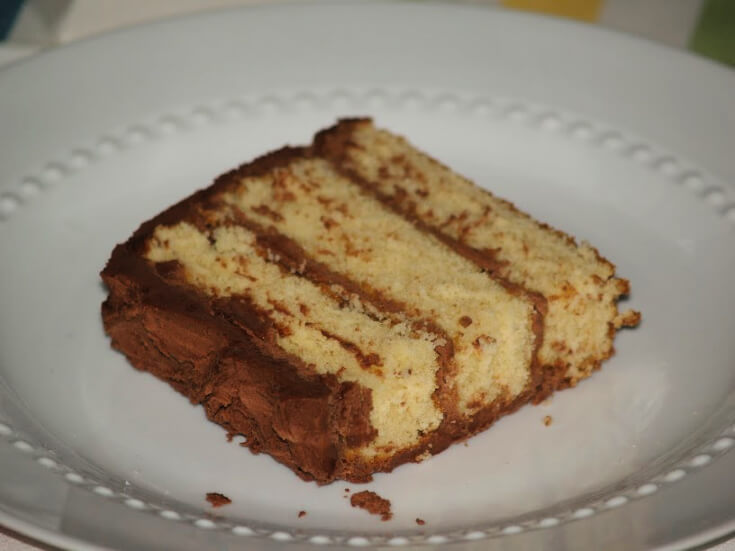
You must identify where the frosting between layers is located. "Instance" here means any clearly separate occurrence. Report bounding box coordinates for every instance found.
[102,246,363,482]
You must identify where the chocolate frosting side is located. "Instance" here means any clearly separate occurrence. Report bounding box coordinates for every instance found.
[102,247,356,482]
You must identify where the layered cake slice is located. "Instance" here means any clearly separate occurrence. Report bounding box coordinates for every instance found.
[101,119,637,484]
[314,119,640,391]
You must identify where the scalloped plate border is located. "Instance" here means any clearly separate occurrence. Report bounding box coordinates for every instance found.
[1,87,735,547]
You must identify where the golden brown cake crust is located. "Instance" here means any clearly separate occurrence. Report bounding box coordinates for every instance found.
[101,129,554,484]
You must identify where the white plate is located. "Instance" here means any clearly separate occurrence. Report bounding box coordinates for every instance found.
[1,3,735,550]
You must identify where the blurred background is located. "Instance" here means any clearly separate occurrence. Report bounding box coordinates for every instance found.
[0,0,733,68]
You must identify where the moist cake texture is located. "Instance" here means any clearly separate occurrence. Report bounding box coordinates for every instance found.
[101,118,638,483]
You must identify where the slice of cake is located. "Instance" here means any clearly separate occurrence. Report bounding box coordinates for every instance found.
[313,119,640,392]
[101,119,637,484]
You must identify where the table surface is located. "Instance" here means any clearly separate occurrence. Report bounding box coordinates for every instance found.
[0,0,733,549]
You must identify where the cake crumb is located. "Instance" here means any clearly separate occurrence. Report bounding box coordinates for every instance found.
[543,415,553,427]
[463,442,469,447]
[206,492,231,507]
[459,315,473,327]
[298,510,306,518]
[416,518,426,526]
[350,490,392,521]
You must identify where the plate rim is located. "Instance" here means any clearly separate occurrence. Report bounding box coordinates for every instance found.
[1,2,735,550]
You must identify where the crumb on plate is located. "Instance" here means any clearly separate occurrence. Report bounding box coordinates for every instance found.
[206,492,231,507]
[350,490,392,521]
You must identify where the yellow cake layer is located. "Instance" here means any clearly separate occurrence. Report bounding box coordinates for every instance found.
[328,120,638,383]
[218,158,538,414]
[146,222,443,457]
